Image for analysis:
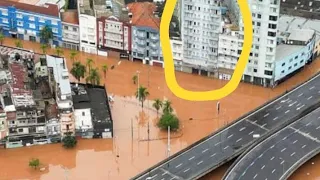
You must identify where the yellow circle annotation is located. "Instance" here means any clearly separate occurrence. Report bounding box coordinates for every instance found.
[160,0,253,101]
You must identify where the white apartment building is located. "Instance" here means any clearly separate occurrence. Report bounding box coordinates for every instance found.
[61,10,80,50]
[78,0,97,54]
[170,37,183,71]
[181,0,223,76]
[227,0,280,86]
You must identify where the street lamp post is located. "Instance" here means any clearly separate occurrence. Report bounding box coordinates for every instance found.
[167,126,171,157]
[279,157,285,178]
[136,71,140,105]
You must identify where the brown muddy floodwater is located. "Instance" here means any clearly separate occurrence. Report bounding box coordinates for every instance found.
[1,38,320,179]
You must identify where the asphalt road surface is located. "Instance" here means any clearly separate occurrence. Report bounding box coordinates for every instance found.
[224,107,320,180]
[132,73,320,180]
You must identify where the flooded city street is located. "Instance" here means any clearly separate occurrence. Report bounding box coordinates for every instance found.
[1,38,320,179]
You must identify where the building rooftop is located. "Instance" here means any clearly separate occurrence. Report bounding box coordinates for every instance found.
[45,55,72,98]
[288,29,315,42]
[275,44,305,61]
[0,0,60,17]
[278,15,320,42]
[11,0,66,9]
[280,0,320,20]
[9,62,31,95]
[127,2,160,29]
[71,84,112,134]
[94,0,130,22]
[61,10,79,25]
[79,0,95,16]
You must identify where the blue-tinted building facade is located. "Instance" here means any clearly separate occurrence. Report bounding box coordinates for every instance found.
[0,1,62,46]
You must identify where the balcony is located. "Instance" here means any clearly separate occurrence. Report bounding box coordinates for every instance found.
[150,34,159,42]
[137,32,146,39]
[137,40,146,47]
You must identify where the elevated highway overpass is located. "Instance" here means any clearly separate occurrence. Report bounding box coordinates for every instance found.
[224,107,320,180]
[131,73,320,180]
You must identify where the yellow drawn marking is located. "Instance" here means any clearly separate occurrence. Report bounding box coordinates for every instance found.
[160,0,253,101]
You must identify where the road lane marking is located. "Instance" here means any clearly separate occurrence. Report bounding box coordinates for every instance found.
[236,138,242,142]
[298,93,303,97]
[249,131,254,135]
[285,110,290,114]
[281,160,285,165]
[272,169,276,174]
[288,100,292,103]
[317,126,320,130]
[283,137,287,140]
[302,145,306,148]
[289,101,297,107]
[262,123,267,127]
[291,152,296,156]
[293,140,298,144]
[202,149,209,153]
[239,127,246,131]
[270,156,275,160]
[310,86,315,90]
[175,163,182,168]
[270,145,275,148]
[264,113,269,117]
[306,122,311,126]
[227,134,234,139]
[170,178,176,180]
[210,153,216,157]
[215,142,221,146]
[250,162,255,166]
[183,168,190,173]
[258,154,263,158]
[273,117,278,121]
[281,148,286,152]
[297,104,305,110]
[261,165,265,169]
[253,174,258,179]
[197,161,203,165]
[308,96,313,100]
[276,106,282,110]
[224,146,229,150]
[189,156,195,160]
[151,174,158,178]
[162,172,167,176]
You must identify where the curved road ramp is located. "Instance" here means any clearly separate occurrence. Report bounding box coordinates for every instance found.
[223,107,320,180]
[131,73,320,180]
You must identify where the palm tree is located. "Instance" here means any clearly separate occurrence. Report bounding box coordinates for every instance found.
[70,49,78,63]
[102,64,108,79]
[152,99,163,115]
[0,32,4,45]
[86,58,94,74]
[135,86,149,108]
[132,74,138,85]
[55,46,63,57]
[40,43,48,54]
[86,68,100,85]
[15,39,23,48]
[163,100,173,114]
[70,61,86,82]
[39,25,53,44]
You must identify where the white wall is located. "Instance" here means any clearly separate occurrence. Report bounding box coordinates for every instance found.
[79,14,97,54]
[74,109,93,130]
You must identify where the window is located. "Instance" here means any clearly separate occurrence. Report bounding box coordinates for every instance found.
[257,22,261,27]
[73,27,77,32]
[52,28,58,33]
[288,66,292,70]
[257,14,261,19]
[39,17,45,22]
[82,112,85,116]
[1,9,8,16]
[289,58,293,62]
[294,63,298,67]
[17,21,23,26]
[264,70,273,76]
[254,53,259,57]
[16,13,23,18]
[300,60,304,63]
[282,63,285,66]
[64,26,68,30]
[52,20,58,25]
[253,69,257,73]
[295,55,298,59]
[2,18,8,24]
[18,129,23,133]
[268,32,276,37]
[29,23,35,29]
[268,23,277,29]
[29,16,35,21]
[281,70,285,73]
[269,15,277,21]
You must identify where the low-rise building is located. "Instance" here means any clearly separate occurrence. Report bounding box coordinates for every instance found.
[78,0,97,54]
[128,2,162,66]
[61,10,80,50]
[96,0,132,54]
[0,0,62,46]
[0,107,6,140]
[170,37,183,71]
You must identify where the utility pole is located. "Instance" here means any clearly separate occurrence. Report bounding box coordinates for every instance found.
[167,126,171,157]
[137,71,140,105]
[147,121,150,141]
[131,118,133,141]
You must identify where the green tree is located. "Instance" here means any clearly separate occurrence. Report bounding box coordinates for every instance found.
[163,100,173,114]
[86,58,94,74]
[40,43,48,54]
[29,158,40,169]
[55,46,64,57]
[86,68,100,85]
[62,132,77,148]
[157,112,179,131]
[135,85,149,108]
[0,32,4,45]
[15,39,23,48]
[132,74,138,85]
[70,49,78,63]
[152,99,163,115]
[39,25,53,44]
[70,61,86,82]
[102,64,108,79]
